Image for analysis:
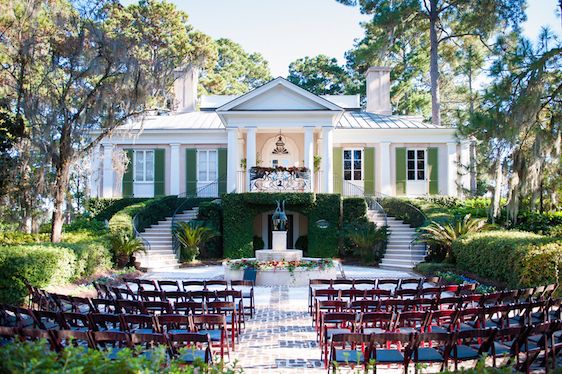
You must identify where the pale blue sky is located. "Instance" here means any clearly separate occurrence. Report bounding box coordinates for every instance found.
[124,0,561,77]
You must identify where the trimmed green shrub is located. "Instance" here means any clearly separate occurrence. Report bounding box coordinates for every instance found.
[85,197,149,221]
[0,245,76,304]
[295,235,308,253]
[59,231,112,278]
[380,197,427,227]
[198,200,223,259]
[222,193,341,259]
[513,211,562,235]
[453,231,562,288]
[342,197,368,225]
[0,232,49,245]
[414,261,455,275]
[0,340,240,373]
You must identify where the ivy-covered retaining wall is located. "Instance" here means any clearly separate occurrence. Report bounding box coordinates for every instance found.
[222,193,341,259]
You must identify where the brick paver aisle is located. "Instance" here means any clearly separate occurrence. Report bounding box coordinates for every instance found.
[233,286,325,373]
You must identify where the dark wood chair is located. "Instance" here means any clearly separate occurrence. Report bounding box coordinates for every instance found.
[411,332,453,372]
[157,280,181,292]
[90,331,131,359]
[167,332,213,364]
[189,314,230,360]
[370,332,414,373]
[328,333,371,372]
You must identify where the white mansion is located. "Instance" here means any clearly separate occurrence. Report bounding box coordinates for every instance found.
[90,66,469,199]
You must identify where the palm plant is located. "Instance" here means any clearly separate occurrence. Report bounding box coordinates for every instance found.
[419,214,487,262]
[110,233,146,268]
[175,221,218,262]
[346,222,388,264]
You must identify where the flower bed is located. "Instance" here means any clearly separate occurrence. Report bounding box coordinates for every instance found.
[223,258,339,286]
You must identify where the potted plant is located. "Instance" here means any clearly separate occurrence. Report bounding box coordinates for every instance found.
[110,233,146,268]
[175,221,218,262]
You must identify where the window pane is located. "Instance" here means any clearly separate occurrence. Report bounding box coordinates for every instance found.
[145,151,154,182]
[408,171,415,180]
[354,160,361,170]
[417,150,425,159]
[344,150,351,160]
[344,161,351,170]
[408,161,415,169]
[135,151,144,181]
[354,150,361,161]
[418,170,425,180]
[407,150,415,159]
[198,151,207,181]
[344,171,351,180]
[208,151,217,179]
[353,170,362,180]
[417,160,424,170]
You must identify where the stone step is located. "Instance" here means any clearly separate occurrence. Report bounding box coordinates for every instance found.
[143,264,182,272]
[139,249,177,256]
[384,253,426,260]
[138,258,180,267]
[141,232,172,237]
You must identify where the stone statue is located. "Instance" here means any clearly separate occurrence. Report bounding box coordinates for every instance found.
[271,200,288,231]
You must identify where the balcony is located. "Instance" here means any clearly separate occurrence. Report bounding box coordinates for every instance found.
[237,167,319,193]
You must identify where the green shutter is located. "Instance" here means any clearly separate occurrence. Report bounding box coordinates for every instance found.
[154,149,165,197]
[185,148,197,196]
[122,149,134,197]
[218,148,227,194]
[395,148,406,196]
[364,147,375,195]
[332,147,343,194]
[428,147,439,195]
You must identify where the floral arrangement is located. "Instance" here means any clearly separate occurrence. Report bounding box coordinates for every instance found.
[250,166,309,173]
[225,258,335,273]
[436,271,496,294]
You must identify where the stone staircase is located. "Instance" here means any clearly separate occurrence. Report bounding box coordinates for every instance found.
[368,210,426,270]
[136,208,199,272]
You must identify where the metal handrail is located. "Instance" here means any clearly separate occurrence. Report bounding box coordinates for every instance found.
[171,175,226,257]
[408,237,428,266]
[365,195,388,228]
[372,191,428,226]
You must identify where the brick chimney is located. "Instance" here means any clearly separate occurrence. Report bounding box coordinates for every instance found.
[365,66,392,115]
[173,65,199,112]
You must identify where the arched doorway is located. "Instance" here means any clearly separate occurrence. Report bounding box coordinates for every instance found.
[260,134,300,168]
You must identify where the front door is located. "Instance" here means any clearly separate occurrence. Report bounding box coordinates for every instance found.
[267,214,294,249]
[406,149,428,196]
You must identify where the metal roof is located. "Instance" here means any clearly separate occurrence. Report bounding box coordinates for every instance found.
[337,111,443,129]
[118,110,442,131]
[121,111,223,131]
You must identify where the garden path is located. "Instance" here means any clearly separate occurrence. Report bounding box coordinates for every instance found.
[142,265,417,373]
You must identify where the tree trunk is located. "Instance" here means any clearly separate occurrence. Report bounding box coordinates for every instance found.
[429,0,441,126]
[51,123,73,243]
[490,154,503,224]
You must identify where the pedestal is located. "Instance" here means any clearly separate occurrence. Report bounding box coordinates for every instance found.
[271,231,287,251]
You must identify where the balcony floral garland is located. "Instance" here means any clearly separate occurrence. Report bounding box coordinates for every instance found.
[225,258,335,276]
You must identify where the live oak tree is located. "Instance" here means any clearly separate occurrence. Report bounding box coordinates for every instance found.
[337,0,526,126]
[0,0,217,242]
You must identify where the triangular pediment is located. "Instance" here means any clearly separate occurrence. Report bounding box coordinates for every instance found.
[217,77,343,112]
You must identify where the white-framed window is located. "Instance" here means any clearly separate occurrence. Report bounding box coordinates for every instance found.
[197,149,218,182]
[134,150,154,182]
[407,149,426,181]
[343,149,363,181]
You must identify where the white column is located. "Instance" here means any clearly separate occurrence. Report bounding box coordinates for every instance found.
[89,144,100,198]
[227,128,239,193]
[447,142,458,197]
[170,143,180,195]
[322,127,333,193]
[304,127,314,192]
[380,142,392,196]
[459,141,471,196]
[102,143,114,198]
[246,127,257,190]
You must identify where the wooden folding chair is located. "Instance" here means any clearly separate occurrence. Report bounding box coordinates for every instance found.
[167,332,213,364]
[190,314,230,360]
[328,333,371,372]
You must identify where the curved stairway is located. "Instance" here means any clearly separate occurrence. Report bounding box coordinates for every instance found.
[136,208,198,272]
[368,210,426,270]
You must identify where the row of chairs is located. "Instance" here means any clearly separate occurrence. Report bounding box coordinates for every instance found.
[327,322,562,373]
[309,282,558,316]
[0,326,215,364]
[0,310,235,360]
[316,300,562,363]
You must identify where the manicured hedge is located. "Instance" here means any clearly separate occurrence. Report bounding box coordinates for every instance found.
[85,197,149,221]
[197,200,223,258]
[380,197,427,227]
[222,193,341,259]
[514,211,562,235]
[108,196,212,236]
[342,197,368,225]
[453,231,562,289]
[0,245,76,305]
